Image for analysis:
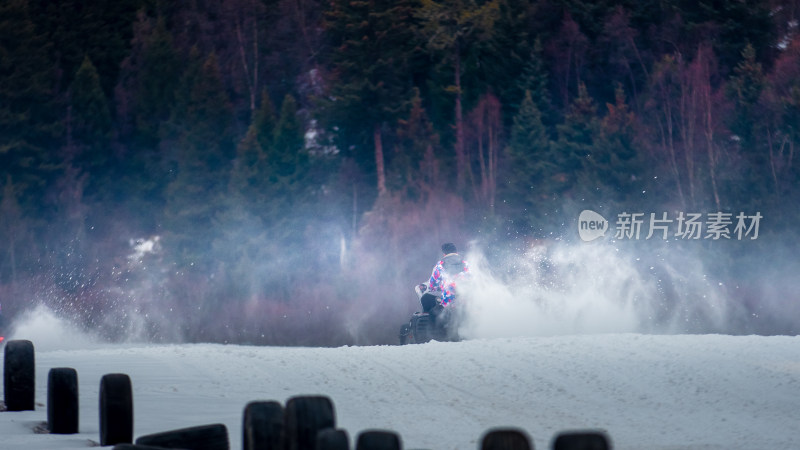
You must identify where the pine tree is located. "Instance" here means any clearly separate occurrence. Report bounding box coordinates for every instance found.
[251,90,278,154]
[268,94,310,238]
[485,0,534,124]
[230,89,276,206]
[163,51,235,268]
[672,0,774,73]
[554,82,599,192]
[0,176,26,283]
[108,13,180,228]
[133,16,181,149]
[416,0,500,190]
[392,89,441,200]
[214,91,278,304]
[224,92,312,301]
[271,94,305,179]
[515,38,554,131]
[501,90,554,232]
[68,56,112,163]
[323,0,419,198]
[31,0,143,96]
[0,0,59,212]
[591,85,642,206]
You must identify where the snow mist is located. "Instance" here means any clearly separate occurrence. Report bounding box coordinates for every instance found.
[8,304,105,351]
[458,241,730,339]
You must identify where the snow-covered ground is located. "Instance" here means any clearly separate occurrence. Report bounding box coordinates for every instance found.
[1,312,798,450]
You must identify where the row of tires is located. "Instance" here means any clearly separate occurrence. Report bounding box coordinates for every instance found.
[4,339,612,449]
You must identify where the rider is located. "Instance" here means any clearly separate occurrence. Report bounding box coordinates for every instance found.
[426,243,469,311]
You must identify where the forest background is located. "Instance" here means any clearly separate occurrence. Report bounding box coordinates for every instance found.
[1,0,799,345]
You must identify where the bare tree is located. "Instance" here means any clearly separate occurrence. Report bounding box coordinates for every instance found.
[228,0,263,112]
[467,93,502,214]
[691,45,723,210]
[601,6,649,108]
[650,54,687,209]
[547,12,588,108]
[762,35,800,199]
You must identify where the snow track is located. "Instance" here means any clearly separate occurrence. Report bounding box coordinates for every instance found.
[1,334,798,449]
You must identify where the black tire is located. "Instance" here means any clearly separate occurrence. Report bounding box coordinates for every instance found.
[243,401,284,450]
[47,367,79,434]
[99,373,134,446]
[283,395,336,450]
[4,339,35,411]
[316,428,349,450]
[480,428,533,450]
[136,423,229,450]
[552,431,611,450]
[356,430,402,450]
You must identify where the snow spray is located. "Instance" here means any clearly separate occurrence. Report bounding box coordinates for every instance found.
[458,241,730,339]
[8,304,104,351]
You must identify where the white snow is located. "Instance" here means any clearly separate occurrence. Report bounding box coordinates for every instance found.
[1,321,799,449]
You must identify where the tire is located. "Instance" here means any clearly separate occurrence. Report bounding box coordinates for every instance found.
[47,367,79,434]
[356,430,402,450]
[316,428,349,450]
[136,423,229,450]
[283,395,336,450]
[480,428,533,450]
[552,431,611,450]
[99,373,134,446]
[243,401,283,450]
[4,339,35,411]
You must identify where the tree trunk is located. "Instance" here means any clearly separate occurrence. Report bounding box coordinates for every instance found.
[768,130,790,200]
[703,87,721,211]
[9,233,15,284]
[374,123,387,197]
[475,113,486,202]
[488,116,497,216]
[252,14,258,112]
[656,70,686,209]
[677,53,697,208]
[352,182,358,238]
[454,47,466,191]
[235,9,256,112]
[706,137,721,211]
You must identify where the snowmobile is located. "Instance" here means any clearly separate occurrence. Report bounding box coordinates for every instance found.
[398,284,462,344]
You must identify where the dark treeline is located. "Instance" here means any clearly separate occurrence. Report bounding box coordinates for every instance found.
[1,0,798,344]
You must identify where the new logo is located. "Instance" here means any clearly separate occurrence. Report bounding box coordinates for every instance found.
[578,210,608,242]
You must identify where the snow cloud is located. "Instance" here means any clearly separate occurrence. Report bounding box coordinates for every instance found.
[8,304,105,351]
[458,240,730,339]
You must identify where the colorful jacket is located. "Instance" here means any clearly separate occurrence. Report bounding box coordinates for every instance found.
[428,253,469,305]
